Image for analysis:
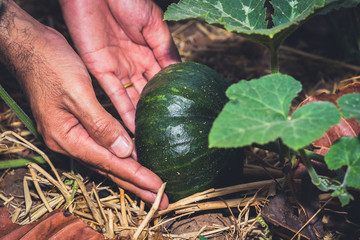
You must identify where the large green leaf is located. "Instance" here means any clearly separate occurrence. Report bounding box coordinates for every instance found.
[325,135,360,189]
[337,93,360,124]
[209,74,341,150]
[165,0,360,51]
[320,0,360,14]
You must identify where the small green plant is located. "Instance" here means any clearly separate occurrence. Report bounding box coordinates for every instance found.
[165,0,360,206]
[208,73,360,206]
[165,0,360,73]
[0,85,46,168]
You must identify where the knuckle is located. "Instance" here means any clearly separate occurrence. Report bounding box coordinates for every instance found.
[36,125,44,136]
[42,135,61,153]
[90,118,114,140]
[133,165,143,178]
[38,125,65,154]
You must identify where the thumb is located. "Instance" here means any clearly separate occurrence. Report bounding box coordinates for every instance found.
[70,90,134,158]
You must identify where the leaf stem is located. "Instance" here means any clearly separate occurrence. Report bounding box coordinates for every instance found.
[0,156,46,169]
[298,149,328,191]
[0,84,41,139]
[303,149,325,163]
[270,48,279,73]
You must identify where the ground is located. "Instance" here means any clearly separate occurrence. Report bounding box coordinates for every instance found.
[0,1,360,239]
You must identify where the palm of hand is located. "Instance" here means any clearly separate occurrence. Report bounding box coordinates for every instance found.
[81,35,160,133]
[64,0,177,133]
[57,0,180,208]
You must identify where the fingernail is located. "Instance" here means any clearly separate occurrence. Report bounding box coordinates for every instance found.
[111,136,133,158]
[131,147,138,161]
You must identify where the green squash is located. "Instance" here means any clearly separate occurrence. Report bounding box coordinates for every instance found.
[135,62,242,202]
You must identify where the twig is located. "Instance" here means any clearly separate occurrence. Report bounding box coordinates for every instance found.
[280,45,360,72]
[133,183,166,240]
[138,200,145,225]
[119,187,129,227]
[20,195,65,225]
[92,182,108,224]
[106,209,115,239]
[28,162,70,200]
[3,195,14,206]
[28,166,53,212]
[174,197,266,215]
[1,131,68,196]
[290,197,333,240]
[11,208,21,223]
[158,179,282,216]
[171,20,195,36]
[149,211,195,231]
[0,192,10,202]
[23,177,32,217]
[72,210,95,221]
[71,174,104,225]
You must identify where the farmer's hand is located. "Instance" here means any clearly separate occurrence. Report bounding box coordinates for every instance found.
[0,0,168,209]
[59,0,181,133]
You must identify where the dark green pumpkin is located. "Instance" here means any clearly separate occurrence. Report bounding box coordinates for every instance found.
[135,62,242,202]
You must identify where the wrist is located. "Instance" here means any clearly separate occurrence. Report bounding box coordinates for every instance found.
[0,1,56,77]
[0,0,70,99]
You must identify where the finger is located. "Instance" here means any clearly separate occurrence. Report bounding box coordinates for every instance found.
[143,63,161,83]
[131,147,137,161]
[54,121,168,209]
[126,72,149,102]
[58,122,165,193]
[67,85,134,158]
[143,4,181,68]
[97,73,139,133]
[41,111,168,208]
[95,168,169,210]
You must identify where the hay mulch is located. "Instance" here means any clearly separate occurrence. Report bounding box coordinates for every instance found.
[1,1,360,239]
[0,129,281,239]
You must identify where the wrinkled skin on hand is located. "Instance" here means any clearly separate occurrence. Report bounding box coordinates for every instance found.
[59,0,180,133]
[0,0,180,209]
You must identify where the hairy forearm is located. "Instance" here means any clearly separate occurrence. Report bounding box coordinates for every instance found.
[0,0,64,102]
[0,0,38,78]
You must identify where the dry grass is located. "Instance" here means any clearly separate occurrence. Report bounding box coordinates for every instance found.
[0,130,279,239]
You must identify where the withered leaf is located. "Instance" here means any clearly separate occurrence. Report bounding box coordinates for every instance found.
[299,82,360,155]
[262,193,324,240]
[0,204,104,240]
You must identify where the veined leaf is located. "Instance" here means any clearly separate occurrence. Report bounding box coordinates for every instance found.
[331,186,354,206]
[338,93,360,124]
[165,0,360,51]
[209,74,341,150]
[325,135,360,189]
[320,0,360,14]
[298,84,360,155]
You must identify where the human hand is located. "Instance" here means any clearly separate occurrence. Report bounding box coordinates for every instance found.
[0,0,168,209]
[59,0,181,133]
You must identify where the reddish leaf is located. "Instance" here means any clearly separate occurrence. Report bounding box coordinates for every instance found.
[293,83,360,179]
[0,204,104,240]
[313,118,359,155]
[298,82,360,155]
